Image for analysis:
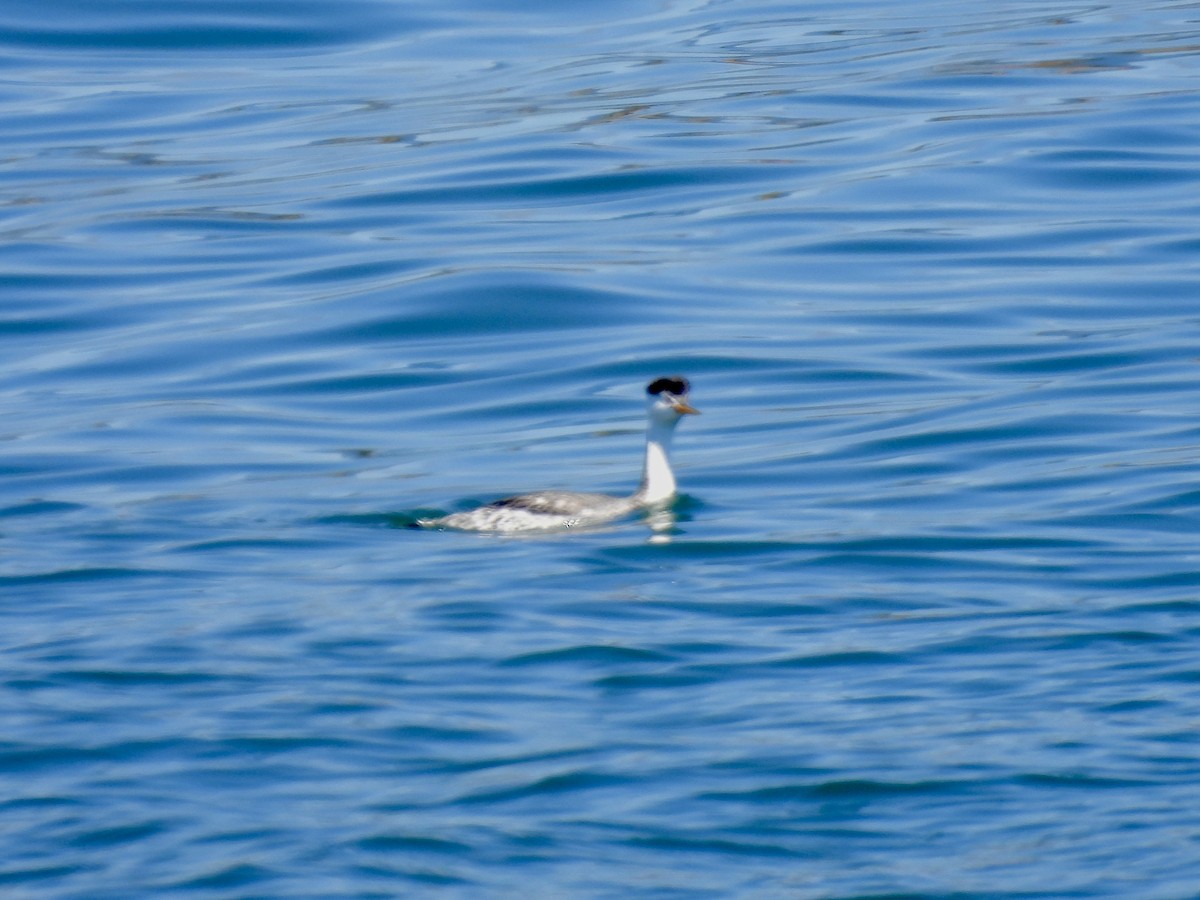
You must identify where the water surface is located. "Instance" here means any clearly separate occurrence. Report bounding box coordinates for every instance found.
[3,0,1200,896]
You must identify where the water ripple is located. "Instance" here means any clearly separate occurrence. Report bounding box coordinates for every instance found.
[4,0,1200,896]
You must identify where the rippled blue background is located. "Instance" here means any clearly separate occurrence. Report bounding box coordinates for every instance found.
[4,0,1200,895]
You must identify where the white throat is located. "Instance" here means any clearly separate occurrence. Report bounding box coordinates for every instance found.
[636,417,679,505]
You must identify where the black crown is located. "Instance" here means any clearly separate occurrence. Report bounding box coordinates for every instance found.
[646,376,689,396]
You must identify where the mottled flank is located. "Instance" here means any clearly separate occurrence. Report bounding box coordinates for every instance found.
[425,491,637,532]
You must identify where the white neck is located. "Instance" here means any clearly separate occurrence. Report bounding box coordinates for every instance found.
[635,418,678,505]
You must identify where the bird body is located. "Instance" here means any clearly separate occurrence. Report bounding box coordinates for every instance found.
[420,377,698,533]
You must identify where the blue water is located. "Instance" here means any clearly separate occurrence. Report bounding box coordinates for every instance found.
[4,0,1200,895]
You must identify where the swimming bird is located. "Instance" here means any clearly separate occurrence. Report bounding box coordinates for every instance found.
[420,376,699,533]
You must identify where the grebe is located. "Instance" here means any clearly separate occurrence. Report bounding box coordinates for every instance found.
[420,376,699,533]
